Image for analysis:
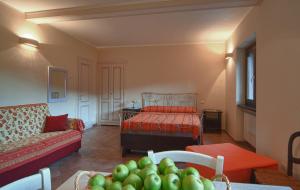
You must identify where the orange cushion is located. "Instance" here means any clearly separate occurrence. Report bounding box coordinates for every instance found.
[44,114,68,132]
[186,143,278,182]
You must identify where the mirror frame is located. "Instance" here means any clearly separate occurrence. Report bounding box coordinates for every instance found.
[47,66,68,103]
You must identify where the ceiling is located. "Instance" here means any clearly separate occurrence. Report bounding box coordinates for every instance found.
[1,0,163,12]
[1,0,257,48]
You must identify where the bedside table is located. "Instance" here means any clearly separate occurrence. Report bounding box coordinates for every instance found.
[202,109,222,133]
[121,108,141,121]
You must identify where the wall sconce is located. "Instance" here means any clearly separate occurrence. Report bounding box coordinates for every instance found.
[225,53,233,60]
[19,37,39,48]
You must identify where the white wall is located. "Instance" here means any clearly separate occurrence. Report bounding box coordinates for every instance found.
[0,2,98,127]
[99,44,226,127]
[226,0,300,177]
[244,112,256,147]
[225,6,258,141]
[257,0,300,177]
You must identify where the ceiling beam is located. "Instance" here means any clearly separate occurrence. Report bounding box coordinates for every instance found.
[26,0,259,24]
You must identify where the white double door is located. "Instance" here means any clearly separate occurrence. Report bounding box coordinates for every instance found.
[99,64,124,125]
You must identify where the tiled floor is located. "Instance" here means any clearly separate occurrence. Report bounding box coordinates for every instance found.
[50,126,254,189]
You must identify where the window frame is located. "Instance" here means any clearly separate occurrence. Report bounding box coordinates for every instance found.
[245,42,256,108]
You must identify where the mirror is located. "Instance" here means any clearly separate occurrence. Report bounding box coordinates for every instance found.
[48,67,67,103]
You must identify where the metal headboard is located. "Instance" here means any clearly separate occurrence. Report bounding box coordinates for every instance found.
[141,92,198,110]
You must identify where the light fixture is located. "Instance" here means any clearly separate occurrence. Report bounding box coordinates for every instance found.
[19,37,39,48]
[225,53,233,60]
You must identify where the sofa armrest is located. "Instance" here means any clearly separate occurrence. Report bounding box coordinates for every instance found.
[68,118,85,133]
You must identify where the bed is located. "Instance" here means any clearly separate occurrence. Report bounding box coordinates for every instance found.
[120,92,203,156]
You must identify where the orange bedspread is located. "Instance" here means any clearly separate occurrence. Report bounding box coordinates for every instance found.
[122,112,201,140]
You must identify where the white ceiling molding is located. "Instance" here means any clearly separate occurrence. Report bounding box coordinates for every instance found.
[25,0,259,24]
[96,41,225,49]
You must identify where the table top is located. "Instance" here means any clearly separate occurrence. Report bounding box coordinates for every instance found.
[56,171,292,190]
[186,143,278,171]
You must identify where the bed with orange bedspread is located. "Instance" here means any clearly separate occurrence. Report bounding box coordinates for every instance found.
[121,94,202,156]
[122,112,201,140]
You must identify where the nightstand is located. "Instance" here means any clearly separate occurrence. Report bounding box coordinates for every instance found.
[202,109,222,133]
[121,108,141,121]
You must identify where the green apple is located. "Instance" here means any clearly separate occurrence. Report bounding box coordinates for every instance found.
[139,167,157,180]
[122,184,136,190]
[159,158,175,174]
[138,156,153,169]
[201,178,215,190]
[90,186,105,190]
[126,160,138,172]
[130,168,141,175]
[88,174,105,187]
[182,175,204,190]
[113,164,130,182]
[144,174,161,190]
[159,174,164,182]
[177,169,183,178]
[145,164,158,173]
[123,173,143,190]
[108,181,122,190]
[181,167,200,179]
[163,165,178,175]
[105,177,113,189]
[162,173,181,190]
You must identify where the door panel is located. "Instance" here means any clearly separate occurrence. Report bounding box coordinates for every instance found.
[100,66,111,122]
[79,105,89,124]
[113,67,122,100]
[101,102,110,120]
[112,102,122,121]
[78,59,91,128]
[101,67,110,100]
[79,64,89,102]
[112,66,123,122]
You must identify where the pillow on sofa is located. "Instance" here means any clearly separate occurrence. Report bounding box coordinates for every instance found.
[44,114,68,132]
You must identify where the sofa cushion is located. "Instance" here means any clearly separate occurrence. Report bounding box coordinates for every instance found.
[0,104,50,144]
[44,114,68,132]
[68,118,85,132]
[0,129,81,174]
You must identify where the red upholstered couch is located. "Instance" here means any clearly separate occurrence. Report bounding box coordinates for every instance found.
[0,103,84,186]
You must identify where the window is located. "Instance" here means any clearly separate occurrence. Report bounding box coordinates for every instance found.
[245,43,256,108]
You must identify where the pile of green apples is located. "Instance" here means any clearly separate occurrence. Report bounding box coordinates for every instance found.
[87,156,215,190]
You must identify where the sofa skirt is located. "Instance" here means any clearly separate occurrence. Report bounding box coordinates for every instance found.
[0,140,81,187]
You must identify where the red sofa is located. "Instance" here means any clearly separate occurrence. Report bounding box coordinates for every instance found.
[0,103,84,186]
